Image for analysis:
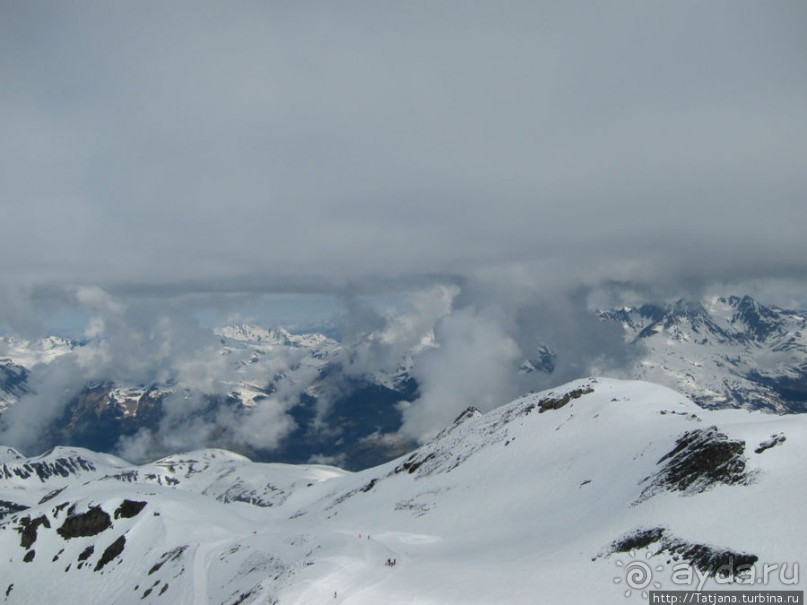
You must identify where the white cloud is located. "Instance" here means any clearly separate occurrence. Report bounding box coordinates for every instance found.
[0,289,311,456]
[401,306,522,442]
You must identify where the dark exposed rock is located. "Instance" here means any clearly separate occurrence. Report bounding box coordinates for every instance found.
[728,295,783,342]
[638,427,751,502]
[611,527,665,552]
[0,500,27,520]
[52,502,70,517]
[107,470,139,482]
[607,527,758,578]
[537,386,594,413]
[78,545,95,561]
[16,514,51,548]
[148,545,187,575]
[231,588,258,605]
[359,478,377,492]
[39,487,67,505]
[23,550,35,563]
[453,406,480,424]
[142,581,160,599]
[214,482,282,507]
[141,473,179,487]
[755,433,786,454]
[94,535,126,571]
[0,362,29,400]
[57,506,111,539]
[5,584,12,597]
[394,452,436,475]
[114,499,147,519]
[329,478,382,508]
[0,455,96,482]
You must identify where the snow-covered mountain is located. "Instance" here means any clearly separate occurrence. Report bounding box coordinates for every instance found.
[1,378,804,603]
[601,296,807,413]
[216,324,335,350]
[0,336,74,412]
[0,335,75,368]
[4,295,806,471]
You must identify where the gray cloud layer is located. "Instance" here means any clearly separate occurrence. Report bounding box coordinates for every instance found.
[2,3,806,455]
[2,2,806,293]
[0,283,641,454]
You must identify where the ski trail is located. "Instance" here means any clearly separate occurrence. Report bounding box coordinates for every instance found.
[281,529,419,604]
[191,538,230,604]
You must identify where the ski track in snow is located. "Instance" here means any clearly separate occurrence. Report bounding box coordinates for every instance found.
[192,538,232,605]
[282,529,433,604]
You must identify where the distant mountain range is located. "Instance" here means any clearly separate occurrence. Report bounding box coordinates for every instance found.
[1,378,803,603]
[2,295,806,469]
[0,325,416,470]
[600,295,807,413]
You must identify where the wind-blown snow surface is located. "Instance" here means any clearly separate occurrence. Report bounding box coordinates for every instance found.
[1,378,804,604]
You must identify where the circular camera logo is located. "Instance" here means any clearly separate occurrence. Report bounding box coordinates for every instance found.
[613,551,665,599]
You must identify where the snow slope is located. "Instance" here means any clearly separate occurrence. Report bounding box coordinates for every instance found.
[1,378,805,603]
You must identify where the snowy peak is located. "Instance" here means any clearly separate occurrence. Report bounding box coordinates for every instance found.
[0,335,75,367]
[602,295,794,345]
[0,446,128,488]
[217,323,293,344]
[611,299,733,344]
[216,324,335,349]
[1,336,74,411]
[663,294,802,345]
[601,296,807,413]
[0,446,24,463]
[308,378,805,600]
[652,298,732,342]
[720,295,786,342]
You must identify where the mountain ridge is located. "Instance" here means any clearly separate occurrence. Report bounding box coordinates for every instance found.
[600,295,807,413]
[1,378,804,603]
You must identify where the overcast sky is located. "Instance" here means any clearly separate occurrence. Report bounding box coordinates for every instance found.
[2,1,806,305]
[2,2,807,454]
